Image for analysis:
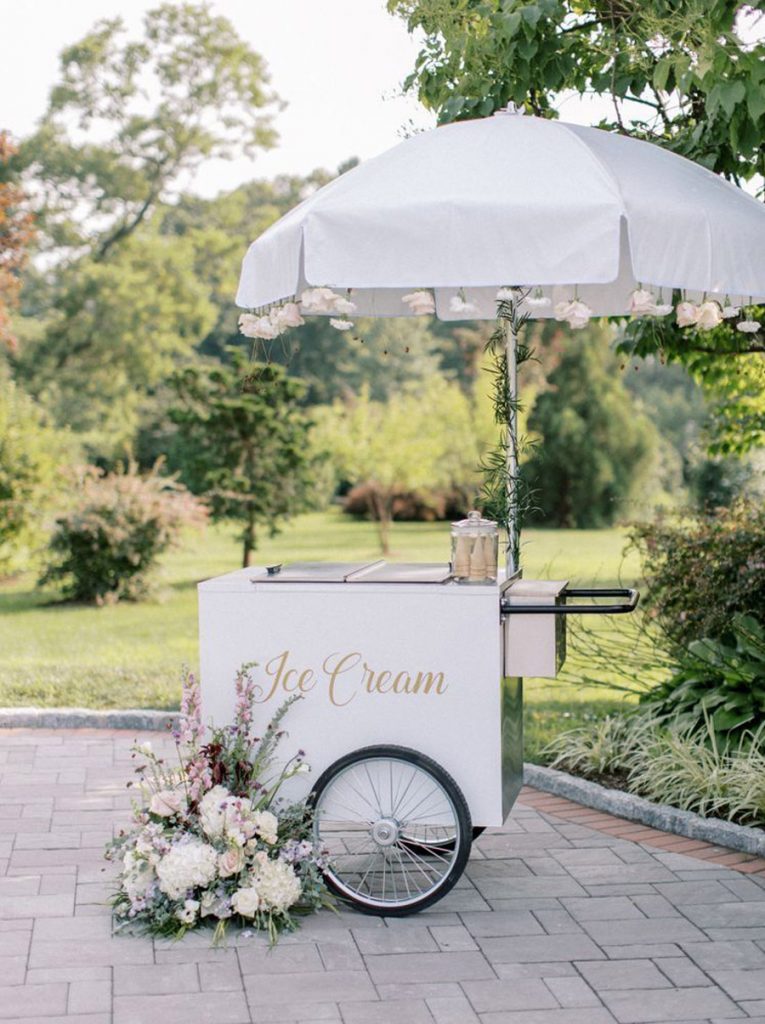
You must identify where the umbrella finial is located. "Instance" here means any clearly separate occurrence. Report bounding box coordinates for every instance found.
[494,102,525,117]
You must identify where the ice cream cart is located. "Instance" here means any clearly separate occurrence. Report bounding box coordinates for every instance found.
[200,109,765,913]
[199,556,637,914]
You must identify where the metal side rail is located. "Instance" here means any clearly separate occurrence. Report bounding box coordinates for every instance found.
[501,587,639,616]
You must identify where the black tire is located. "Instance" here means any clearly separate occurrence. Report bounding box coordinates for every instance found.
[310,745,472,916]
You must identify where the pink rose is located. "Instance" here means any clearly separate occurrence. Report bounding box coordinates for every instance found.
[218,847,245,878]
[149,790,183,818]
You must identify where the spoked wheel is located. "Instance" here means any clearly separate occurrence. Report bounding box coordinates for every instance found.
[311,745,471,916]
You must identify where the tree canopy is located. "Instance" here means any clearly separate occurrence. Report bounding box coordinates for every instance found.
[389,0,765,452]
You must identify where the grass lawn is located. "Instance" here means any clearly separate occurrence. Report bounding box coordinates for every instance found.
[0,509,646,761]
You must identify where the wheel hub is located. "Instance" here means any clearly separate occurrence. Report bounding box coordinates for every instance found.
[371,817,399,847]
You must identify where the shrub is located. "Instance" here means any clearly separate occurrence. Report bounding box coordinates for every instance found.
[40,462,206,604]
[342,482,466,522]
[545,711,765,826]
[640,614,765,745]
[0,372,77,577]
[630,499,765,647]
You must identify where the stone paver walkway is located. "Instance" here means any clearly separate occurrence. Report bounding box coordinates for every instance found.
[1,729,765,1024]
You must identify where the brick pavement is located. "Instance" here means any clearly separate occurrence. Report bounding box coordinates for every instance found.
[1,727,764,1024]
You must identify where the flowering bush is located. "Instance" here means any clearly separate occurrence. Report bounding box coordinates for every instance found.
[106,666,331,943]
[40,461,206,604]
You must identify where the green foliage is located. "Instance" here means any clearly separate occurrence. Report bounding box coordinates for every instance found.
[15,230,217,455]
[546,709,765,826]
[390,0,765,452]
[311,377,489,553]
[641,614,765,744]
[169,352,315,567]
[627,717,765,826]
[41,462,205,604]
[0,369,77,576]
[525,328,659,526]
[546,713,652,777]
[630,500,765,647]
[389,0,765,187]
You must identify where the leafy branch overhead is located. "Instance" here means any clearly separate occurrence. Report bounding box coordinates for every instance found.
[389,0,765,451]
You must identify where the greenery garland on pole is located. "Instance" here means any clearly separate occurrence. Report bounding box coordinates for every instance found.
[480,289,535,575]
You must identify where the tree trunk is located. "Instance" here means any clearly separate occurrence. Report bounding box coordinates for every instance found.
[242,509,256,568]
[367,488,392,556]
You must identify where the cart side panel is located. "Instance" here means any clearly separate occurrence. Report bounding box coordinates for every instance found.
[198,581,506,825]
[501,676,523,820]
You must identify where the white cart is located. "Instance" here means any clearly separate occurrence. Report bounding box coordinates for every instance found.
[199,560,637,914]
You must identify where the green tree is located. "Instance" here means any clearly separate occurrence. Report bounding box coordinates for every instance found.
[312,377,487,553]
[169,352,315,567]
[0,368,77,576]
[389,0,765,449]
[525,329,660,527]
[11,2,278,454]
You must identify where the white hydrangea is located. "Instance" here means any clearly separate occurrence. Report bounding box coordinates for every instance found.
[122,849,156,902]
[198,785,253,843]
[253,857,302,912]
[251,810,279,845]
[156,839,218,900]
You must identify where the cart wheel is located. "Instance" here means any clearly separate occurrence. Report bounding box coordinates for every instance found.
[311,745,471,916]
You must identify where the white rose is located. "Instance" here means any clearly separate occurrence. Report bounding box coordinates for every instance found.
[175,899,199,926]
[232,886,261,918]
[652,303,673,316]
[218,847,245,878]
[449,295,478,316]
[332,296,357,315]
[402,290,436,315]
[251,810,279,845]
[695,300,723,331]
[300,287,341,313]
[676,301,699,327]
[565,300,592,329]
[156,839,218,900]
[239,313,281,340]
[525,294,551,309]
[495,287,515,301]
[556,299,591,329]
[737,319,761,334]
[270,302,304,330]
[722,305,740,319]
[149,789,184,818]
[135,741,153,756]
[252,858,302,912]
[329,318,354,331]
[629,288,657,316]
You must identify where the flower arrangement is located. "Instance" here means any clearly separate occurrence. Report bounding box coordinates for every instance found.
[106,666,331,944]
[237,283,762,342]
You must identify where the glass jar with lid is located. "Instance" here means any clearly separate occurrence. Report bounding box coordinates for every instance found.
[450,510,499,584]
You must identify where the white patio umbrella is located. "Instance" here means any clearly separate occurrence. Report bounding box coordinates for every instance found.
[236,108,765,574]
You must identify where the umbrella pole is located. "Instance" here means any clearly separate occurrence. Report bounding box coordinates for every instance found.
[505,312,519,579]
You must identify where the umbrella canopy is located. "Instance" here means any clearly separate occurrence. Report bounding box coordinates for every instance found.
[236,110,765,319]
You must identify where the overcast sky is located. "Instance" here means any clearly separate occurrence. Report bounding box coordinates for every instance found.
[0,0,438,196]
[11,0,743,199]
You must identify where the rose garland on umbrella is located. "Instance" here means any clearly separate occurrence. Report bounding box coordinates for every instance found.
[239,285,762,341]
[105,666,332,944]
